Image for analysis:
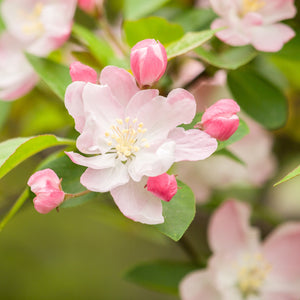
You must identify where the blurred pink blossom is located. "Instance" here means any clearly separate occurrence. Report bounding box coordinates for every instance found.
[130,39,168,87]
[0,33,38,101]
[210,0,296,52]
[28,169,65,214]
[147,173,178,202]
[195,99,240,141]
[180,199,300,299]
[1,0,77,56]
[70,61,98,84]
[65,65,217,224]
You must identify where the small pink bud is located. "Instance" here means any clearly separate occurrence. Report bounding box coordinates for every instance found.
[130,39,167,87]
[147,173,178,202]
[78,0,103,14]
[69,61,98,83]
[196,99,240,141]
[27,169,65,214]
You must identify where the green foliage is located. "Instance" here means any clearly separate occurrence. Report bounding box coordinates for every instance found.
[155,181,195,241]
[228,68,288,130]
[274,164,300,186]
[124,260,198,295]
[72,23,116,66]
[124,16,184,47]
[26,54,71,101]
[195,45,257,70]
[0,101,11,129]
[123,0,170,20]
[166,29,217,60]
[0,135,75,180]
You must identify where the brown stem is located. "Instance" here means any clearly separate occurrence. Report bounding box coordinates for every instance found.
[64,190,91,201]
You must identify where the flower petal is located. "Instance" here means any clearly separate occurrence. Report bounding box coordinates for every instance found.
[168,128,218,162]
[80,162,129,192]
[128,141,176,182]
[208,199,259,255]
[65,151,116,169]
[65,81,87,132]
[99,66,139,107]
[250,23,295,52]
[180,270,221,300]
[260,0,297,24]
[111,179,164,225]
[262,223,300,284]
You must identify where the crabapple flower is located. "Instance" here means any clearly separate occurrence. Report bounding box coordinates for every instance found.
[0,33,38,101]
[1,0,77,57]
[180,199,300,299]
[70,62,98,84]
[147,173,178,202]
[130,39,168,87]
[65,65,217,224]
[28,169,65,214]
[195,99,240,141]
[210,0,297,52]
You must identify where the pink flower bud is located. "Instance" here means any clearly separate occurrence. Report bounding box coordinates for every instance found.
[130,39,167,87]
[196,99,240,141]
[78,0,103,14]
[69,61,98,83]
[27,169,65,214]
[147,173,178,202]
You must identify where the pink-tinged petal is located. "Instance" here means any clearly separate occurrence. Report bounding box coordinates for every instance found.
[209,0,240,17]
[180,270,220,300]
[69,61,98,83]
[33,191,65,214]
[65,81,87,132]
[208,200,259,255]
[260,0,297,24]
[65,152,116,169]
[147,173,177,202]
[125,89,159,118]
[131,39,167,87]
[99,66,139,107]
[250,23,295,52]
[262,223,300,283]
[28,168,61,193]
[111,179,164,225]
[262,292,298,300]
[80,162,129,192]
[82,82,124,131]
[168,128,218,162]
[212,19,251,46]
[136,89,196,143]
[243,12,263,26]
[128,141,176,182]
[76,116,110,155]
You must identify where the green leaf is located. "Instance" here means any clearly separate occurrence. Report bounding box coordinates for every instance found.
[124,260,198,295]
[124,0,170,20]
[0,135,75,180]
[124,16,184,47]
[155,181,195,241]
[180,112,203,130]
[0,189,29,231]
[26,54,71,100]
[172,8,217,32]
[274,164,300,186]
[0,101,11,129]
[166,29,217,60]
[35,152,97,208]
[227,68,288,130]
[215,148,245,166]
[217,118,249,151]
[195,45,257,70]
[72,23,115,66]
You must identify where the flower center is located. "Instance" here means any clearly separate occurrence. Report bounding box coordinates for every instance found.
[242,0,265,15]
[105,117,149,161]
[237,254,271,298]
[21,3,44,36]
